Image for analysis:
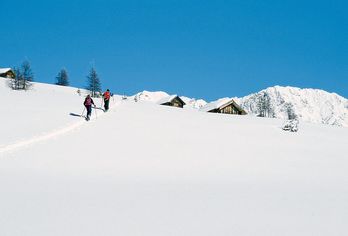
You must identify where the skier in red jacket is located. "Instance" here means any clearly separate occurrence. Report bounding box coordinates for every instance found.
[102,89,111,112]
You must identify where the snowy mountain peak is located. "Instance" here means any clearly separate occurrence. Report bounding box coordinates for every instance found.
[133,90,169,102]
[180,96,207,109]
[237,86,348,127]
[132,91,207,109]
[132,86,348,127]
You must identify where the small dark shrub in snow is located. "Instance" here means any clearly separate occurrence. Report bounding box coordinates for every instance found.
[282,119,299,132]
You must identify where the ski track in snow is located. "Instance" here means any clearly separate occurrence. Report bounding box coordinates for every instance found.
[0,120,86,154]
[0,103,119,155]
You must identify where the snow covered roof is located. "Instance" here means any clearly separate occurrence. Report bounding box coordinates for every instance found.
[200,98,246,114]
[200,98,233,112]
[157,95,186,105]
[0,68,12,74]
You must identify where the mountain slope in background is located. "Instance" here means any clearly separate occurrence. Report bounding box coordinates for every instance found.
[133,90,207,109]
[236,86,348,127]
[133,86,348,127]
[133,90,169,102]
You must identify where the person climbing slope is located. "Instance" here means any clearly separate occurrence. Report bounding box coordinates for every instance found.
[102,89,111,112]
[84,94,95,121]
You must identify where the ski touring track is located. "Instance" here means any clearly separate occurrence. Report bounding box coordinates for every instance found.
[0,102,119,155]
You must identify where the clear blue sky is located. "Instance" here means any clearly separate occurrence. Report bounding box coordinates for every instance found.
[1,0,347,101]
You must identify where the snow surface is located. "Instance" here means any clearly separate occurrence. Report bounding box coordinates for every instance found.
[0,79,104,148]
[1,80,348,235]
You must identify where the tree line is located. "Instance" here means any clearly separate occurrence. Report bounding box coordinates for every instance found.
[8,60,102,97]
[255,92,297,120]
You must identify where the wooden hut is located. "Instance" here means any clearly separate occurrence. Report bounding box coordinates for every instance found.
[200,98,247,115]
[0,68,15,78]
[158,95,186,108]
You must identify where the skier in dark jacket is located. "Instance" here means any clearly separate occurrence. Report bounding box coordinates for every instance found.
[102,89,111,112]
[84,94,95,121]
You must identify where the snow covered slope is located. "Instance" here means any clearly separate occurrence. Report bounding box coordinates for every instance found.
[236,86,348,127]
[0,78,108,149]
[1,81,348,236]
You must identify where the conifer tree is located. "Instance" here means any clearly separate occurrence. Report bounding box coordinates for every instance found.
[256,92,274,118]
[284,102,297,120]
[56,69,69,86]
[86,67,101,97]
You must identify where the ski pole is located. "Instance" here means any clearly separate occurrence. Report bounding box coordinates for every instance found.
[94,105,98,119]
[81,107,86,117]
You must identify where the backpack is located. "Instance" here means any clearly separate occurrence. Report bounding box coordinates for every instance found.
[104,91,110,100]
[84,97,92,106]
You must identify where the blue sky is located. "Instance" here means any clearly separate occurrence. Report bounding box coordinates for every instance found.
[1,0,347,101]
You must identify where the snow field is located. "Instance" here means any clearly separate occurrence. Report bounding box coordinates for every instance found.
[0,80,348,235]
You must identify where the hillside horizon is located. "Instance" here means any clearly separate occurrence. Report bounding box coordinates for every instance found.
[3,77,347,127]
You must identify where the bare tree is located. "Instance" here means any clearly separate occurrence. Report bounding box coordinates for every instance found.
[21,60,34,89]
[8,61,34,90]
[8,67,21,90]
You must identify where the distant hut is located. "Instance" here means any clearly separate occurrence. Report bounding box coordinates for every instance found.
[158,95,186,108]
[0,68,15,78]
[200,98,247,115]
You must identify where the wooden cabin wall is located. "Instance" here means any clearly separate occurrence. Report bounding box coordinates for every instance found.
[220,104,242,114]
[171,98,184,108]
[172,100,183,107]
[0,71,15,78]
